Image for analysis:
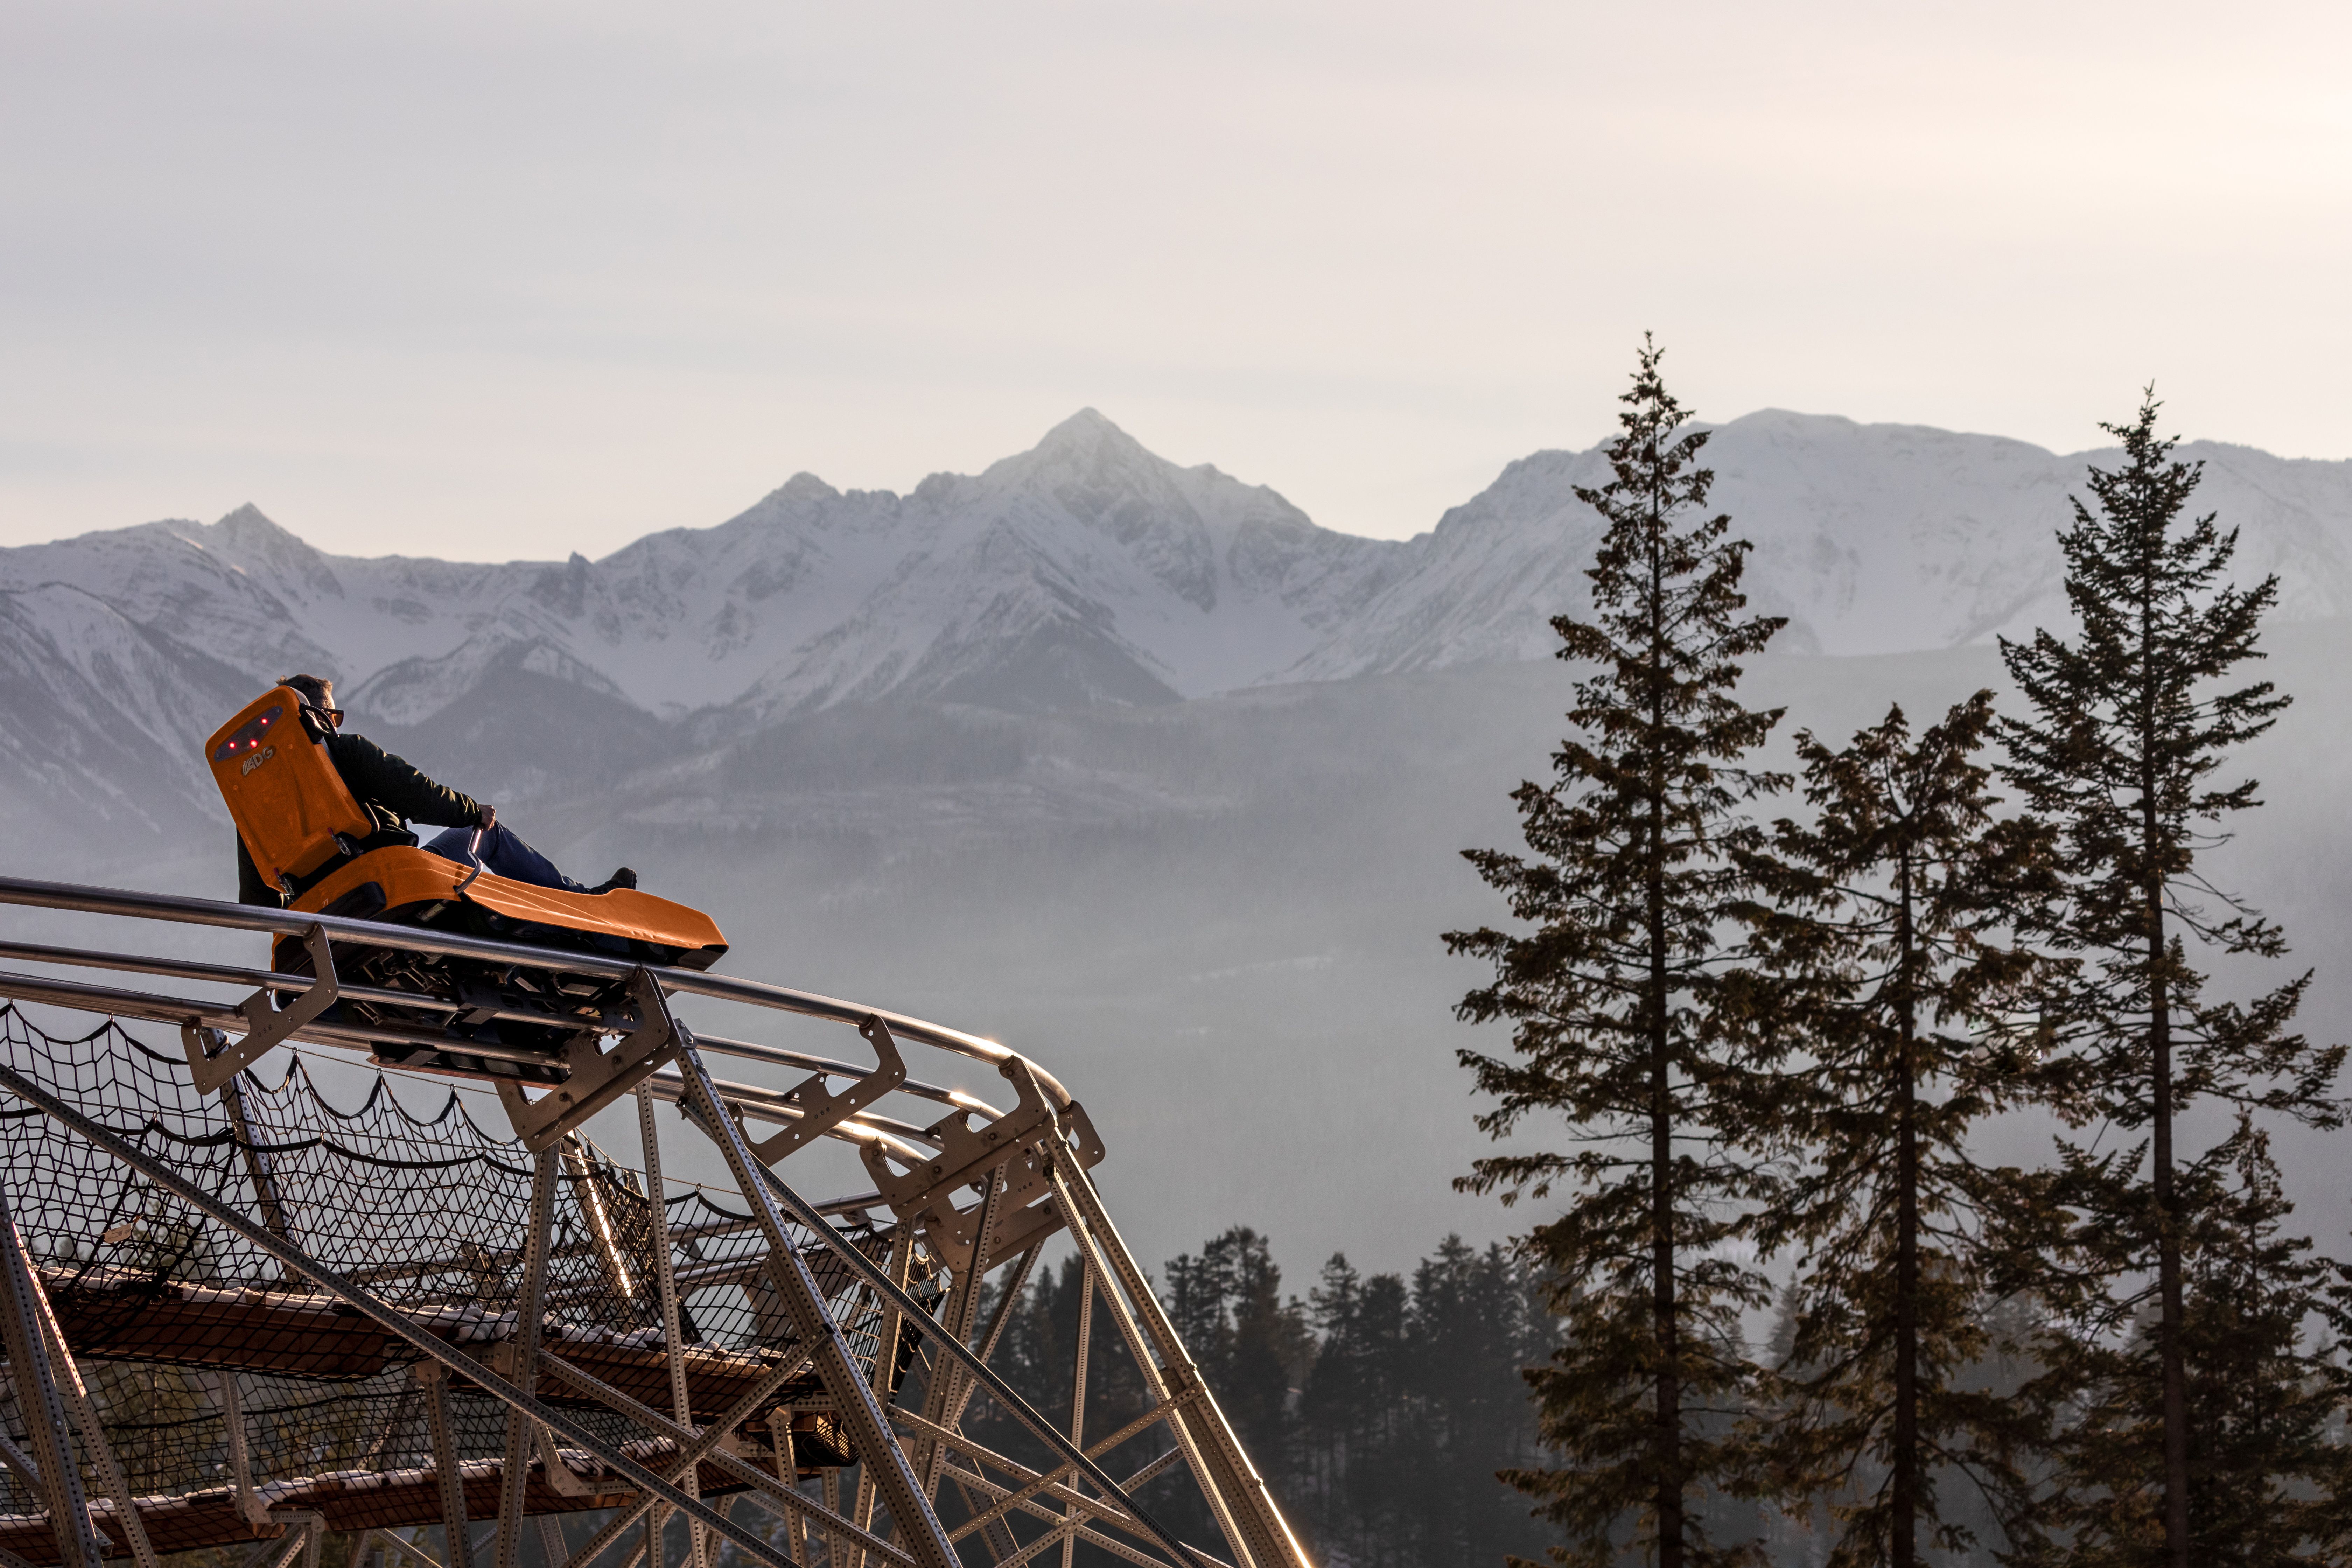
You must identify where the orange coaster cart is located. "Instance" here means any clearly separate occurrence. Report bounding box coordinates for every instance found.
[204,685,727,1086]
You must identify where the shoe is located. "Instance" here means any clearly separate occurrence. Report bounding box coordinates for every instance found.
[590,867,638,894]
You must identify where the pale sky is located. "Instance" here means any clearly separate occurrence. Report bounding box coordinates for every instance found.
[4,0,2348,561]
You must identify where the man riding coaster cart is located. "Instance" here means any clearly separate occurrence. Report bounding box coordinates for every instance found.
[209,676,726,1086]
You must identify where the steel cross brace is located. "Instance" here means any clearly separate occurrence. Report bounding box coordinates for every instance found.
[666,1038,961,1568]
[0,1058,801,1568]
[909,1402,1182,1544]
[936,1465,1218,1568]
[0,1428,42,1497]
[680,1099,1211,1568]
[528,1351,811,1568]
[235,1514,318,1568]
[373,1524,450,1568]
[529,1346,913,1568]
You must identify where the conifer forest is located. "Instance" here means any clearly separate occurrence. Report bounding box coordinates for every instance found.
[832,340,2352,1568]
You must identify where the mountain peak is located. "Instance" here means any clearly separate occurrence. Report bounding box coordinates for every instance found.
[977,408,1170,503]
[214,503,291,538]
[1045,405,1121,436]
[1028,407,1149,464]
[208,503,342,597]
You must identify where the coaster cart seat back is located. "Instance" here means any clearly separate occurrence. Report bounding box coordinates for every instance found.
[205,685,727,1085]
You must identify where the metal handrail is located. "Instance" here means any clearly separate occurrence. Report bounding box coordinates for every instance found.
[0,937,995,1114]
[0,965,938,1157]
[0,875,1069,1106]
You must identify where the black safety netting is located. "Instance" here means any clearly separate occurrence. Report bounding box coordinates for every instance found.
[0,1004,937,1543]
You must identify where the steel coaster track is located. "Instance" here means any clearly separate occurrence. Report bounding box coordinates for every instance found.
[0,874,1314,1568]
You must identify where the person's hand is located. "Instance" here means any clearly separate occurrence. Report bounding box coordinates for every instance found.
[477,804,498,831]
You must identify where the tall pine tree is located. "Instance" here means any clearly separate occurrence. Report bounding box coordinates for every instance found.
[1740,694,2053,1567]
[2056,1118,2352,1561]
[1997,391,2345,1566]
[1450,337,1786,1568]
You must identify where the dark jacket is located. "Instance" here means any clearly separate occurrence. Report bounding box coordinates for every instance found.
[236,732,484,906]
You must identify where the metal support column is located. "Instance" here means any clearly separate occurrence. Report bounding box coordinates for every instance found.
[418,1361,473,1568]
[219,1074,301,1283]
[1060,1262,1095,1568]
[850,1233,913,1568]
[945,1242,1040,1566]
[562,1136,638,1311]
[20,1224,161,1568]
[782,1426,808,1568]
[209,1371,267,1528]
[0,1196,104,1568]
[636,1087,704,1568]
[913,1173,1002,1497]
[497,1148,560,1568]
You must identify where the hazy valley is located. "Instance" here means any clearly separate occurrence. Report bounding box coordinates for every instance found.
[5,410,2352,1278]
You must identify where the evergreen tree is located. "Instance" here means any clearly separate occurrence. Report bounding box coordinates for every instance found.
[1449,337,1787,1568]
[1404,1237,1557,1566]
[2057,1119,2352,1562]
[1740,695,2054,1566]
[1300,1242,1555,1568]
[1162,1225,1315,1533]
[1997,391,2346,1566]
[1302,1255,1416,1565]
[965,1226,1561,1567]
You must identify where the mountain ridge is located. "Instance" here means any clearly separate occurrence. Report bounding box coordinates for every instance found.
[5,407,2351,852]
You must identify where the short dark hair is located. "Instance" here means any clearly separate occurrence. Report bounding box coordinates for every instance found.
[280,674,335,708]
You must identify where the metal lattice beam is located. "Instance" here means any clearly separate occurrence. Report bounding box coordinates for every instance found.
[0,1058,800,1568]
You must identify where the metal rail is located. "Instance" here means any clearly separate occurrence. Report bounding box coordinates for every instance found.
[0,965,942,1158]
[0,877,1070,1106]
[0,936,1003,1115]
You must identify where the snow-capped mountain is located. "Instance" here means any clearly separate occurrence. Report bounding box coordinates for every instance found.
[0,581,256,848]
[1297,412,2352,676]
[4,405,2350,859]
[0,411,1409,731]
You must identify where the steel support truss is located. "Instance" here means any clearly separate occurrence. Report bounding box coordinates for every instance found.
[0,875,1313,1568]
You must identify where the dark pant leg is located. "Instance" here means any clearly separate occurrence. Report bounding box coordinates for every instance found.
[422,824,590,894]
